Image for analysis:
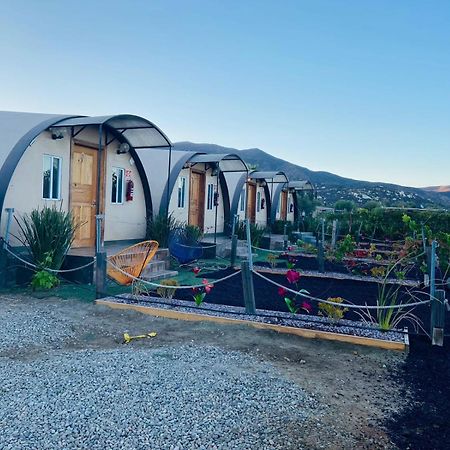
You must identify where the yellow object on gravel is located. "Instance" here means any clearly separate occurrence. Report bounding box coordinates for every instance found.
[123,332,157,344]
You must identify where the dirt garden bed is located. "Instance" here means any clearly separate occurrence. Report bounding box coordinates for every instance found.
[162,267,433,330]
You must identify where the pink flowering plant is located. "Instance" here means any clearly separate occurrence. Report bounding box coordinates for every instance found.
[278,269,312,314]
[286,256,297,270]
[192,279,214,306]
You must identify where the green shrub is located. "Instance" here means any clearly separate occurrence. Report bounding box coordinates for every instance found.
[183,225,203,244]
[235,221,265,247]
[15,205,77,270]
[147,213,181,247]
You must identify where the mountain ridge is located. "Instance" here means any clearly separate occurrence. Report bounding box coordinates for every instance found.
[173,141,450,208]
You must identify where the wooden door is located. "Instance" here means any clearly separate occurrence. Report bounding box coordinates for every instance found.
[70,145,98,248]
[247,183,256,223]
[189,171,205,229]
[280,191,288,220]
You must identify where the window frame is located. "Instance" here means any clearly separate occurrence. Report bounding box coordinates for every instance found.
[42,154,62,201]
[177,176,186,208]
[256,191,261,212]
[111,167,125,205]
[207,183,214,210]
[239,189,246,212]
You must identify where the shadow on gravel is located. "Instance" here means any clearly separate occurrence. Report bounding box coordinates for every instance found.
[386,335,450,450]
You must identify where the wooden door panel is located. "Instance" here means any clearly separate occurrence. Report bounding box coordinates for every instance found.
[71,145,98,248]
[189,171,205,229]
[247,183,256,223]
[280,191,288,221]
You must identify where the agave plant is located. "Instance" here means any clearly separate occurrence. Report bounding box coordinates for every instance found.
[14,205,77,270]
[146,213,181,248]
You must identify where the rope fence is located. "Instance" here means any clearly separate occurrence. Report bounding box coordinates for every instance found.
[4,246,96,273]
[252,269,432,311]
[107,259,241,289]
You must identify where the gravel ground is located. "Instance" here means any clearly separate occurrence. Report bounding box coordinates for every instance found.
[0,294,405,449]
[0,347,318,449]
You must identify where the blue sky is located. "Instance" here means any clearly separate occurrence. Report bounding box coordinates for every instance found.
[1,0,449,187]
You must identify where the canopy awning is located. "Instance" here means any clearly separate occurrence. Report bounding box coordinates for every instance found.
[288,180,314,190]
[188,153,247,173]
[53,114,171,149]
[250,170,288,184]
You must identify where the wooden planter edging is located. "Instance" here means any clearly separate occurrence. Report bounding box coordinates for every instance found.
[96,299,408,352]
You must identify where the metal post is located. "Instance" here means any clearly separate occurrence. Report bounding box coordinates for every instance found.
[283,223,288,250]
[165,146,172,218]
[241,260,256,314]
[1,208,15,288]
[231,214,238,236]
[430,240,437,305]
[245,218,253,270]
[331,219,337,249]
[3,208,14,248]
[213,168,220,244]
[321,218,325,245]
[318,218,325,273]
[95,215,106,299]
[230,234,238,267]
[431,289,446,346]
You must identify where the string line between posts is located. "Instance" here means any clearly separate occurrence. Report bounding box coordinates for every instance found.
[107,259,241,289]
[252,269,431,310]
[4,246,96,273]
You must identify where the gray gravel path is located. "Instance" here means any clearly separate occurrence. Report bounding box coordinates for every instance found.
[1,345,318,449]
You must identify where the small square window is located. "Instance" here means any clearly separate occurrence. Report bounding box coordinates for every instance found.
[43,155,61,200]
[111,167,124,204]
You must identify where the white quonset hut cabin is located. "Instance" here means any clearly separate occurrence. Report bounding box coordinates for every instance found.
[229,170,289,229]
[138,149,248,236]
[0,111,171,251]
[275,180,316,226]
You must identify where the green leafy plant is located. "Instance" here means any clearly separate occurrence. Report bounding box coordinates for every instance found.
[370,266,386,278]
[31,269,59,290]
[235,221,265,247]
[147,213,180,248]
[277,270,312,315]
[355,257,424,332]
[318,297,348,320]
[266,253,279,269]
[183,225,203,244]
[328,234,356,262]
[15,205,77,270]
[156,278,179,300]
[192,279,213,306]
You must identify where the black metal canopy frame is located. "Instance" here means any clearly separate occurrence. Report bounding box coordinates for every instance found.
[52,114,173,229]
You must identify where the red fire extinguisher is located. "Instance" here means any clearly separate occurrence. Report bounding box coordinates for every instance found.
[126,179,134,201]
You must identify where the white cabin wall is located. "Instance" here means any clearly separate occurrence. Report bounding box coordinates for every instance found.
[1,131,70,246]
[169,167,190,225]
[255,182,268,228]
[103,142,147,241]
[203,167,224,234]
[286,191,295,223]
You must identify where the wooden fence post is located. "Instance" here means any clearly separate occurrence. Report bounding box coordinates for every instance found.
[241,260,256,314]
[431,289,446,346]
[245,219,253,270]
[95,215,107,299]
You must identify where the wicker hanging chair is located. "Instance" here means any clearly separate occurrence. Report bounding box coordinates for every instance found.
[107,240,159,285]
